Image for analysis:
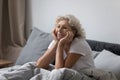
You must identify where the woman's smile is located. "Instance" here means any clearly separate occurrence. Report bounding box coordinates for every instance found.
[57,32,64,39]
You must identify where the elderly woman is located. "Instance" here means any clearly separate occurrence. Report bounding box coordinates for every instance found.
[36,14,95,72]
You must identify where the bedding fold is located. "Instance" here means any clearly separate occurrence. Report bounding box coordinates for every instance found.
[0,62,118,80]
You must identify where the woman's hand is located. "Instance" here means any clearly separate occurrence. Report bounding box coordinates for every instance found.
[59,31,74,45]
[52,28,58,42]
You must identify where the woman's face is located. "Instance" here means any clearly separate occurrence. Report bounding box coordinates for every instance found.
[55,20,72,40]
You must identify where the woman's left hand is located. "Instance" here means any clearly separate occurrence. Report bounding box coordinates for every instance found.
[59,31,74,45]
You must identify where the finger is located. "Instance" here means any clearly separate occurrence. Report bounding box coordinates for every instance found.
[70,31,74,39]
[68,31,71,37]
[64,32,69,40]
[68,31,74,41]
[67,31,71,42]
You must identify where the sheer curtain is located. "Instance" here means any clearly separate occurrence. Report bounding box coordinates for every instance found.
[0,0,32,63]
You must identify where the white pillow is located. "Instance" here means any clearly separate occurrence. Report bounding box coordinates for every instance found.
[94,49,120,80]
[92,51,100,59]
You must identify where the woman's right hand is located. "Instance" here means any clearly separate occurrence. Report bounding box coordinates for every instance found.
[52,28,58,42]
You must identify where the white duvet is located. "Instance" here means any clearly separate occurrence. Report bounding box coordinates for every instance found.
[0,62,117,80]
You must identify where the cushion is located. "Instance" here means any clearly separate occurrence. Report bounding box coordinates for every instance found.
[94,49,120,79]
[15,27,53,65]
[92,51,100,59]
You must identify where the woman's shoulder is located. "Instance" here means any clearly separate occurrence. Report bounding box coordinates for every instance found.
[71,38,90,48]
[70,38,92,56]
[72,38,86,44]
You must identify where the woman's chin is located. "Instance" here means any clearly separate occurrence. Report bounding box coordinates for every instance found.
[57,38,61,40]
[57,37,62,40]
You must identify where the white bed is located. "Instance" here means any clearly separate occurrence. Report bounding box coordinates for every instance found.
[0,27,119,80]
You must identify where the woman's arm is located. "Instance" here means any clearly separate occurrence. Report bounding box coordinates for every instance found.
[55,42,81,69]
[36,28,59,69]
[64,53,81,68]
[55,42,64,69]
[36,41,58,69]
[55,31,82,69]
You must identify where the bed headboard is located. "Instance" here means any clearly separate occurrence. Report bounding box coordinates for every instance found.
[87,40,120,55]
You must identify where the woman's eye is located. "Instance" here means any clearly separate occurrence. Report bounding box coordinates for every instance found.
[63,27,67,29]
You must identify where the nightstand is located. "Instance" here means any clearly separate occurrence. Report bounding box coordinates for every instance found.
[0,59,13,68]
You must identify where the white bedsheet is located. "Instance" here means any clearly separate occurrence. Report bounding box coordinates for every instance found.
[0,62,118,80]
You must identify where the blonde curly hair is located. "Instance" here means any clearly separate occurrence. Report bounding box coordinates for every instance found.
[55,14,86,38]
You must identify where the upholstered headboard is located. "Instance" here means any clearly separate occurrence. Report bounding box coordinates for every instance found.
[87,40,120,55]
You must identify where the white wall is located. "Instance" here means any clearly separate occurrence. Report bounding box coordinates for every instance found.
[31,0,120,44]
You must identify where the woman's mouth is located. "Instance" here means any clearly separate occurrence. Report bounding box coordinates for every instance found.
[57,32,63,39]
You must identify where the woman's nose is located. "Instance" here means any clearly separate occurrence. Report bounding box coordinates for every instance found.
[58,27,62,32]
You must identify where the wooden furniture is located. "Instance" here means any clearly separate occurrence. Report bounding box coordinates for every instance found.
[0,59,13,68]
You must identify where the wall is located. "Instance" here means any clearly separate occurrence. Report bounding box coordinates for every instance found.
[31,0,120,44]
